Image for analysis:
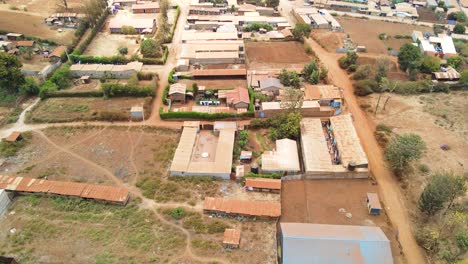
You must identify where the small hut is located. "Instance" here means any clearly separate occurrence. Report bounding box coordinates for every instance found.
[223,229,241,249]
[5,131,22,142]
[130,106,144,120]
[366,193,382,215]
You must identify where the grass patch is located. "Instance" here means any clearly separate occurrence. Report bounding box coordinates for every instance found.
[376,123,392,133]
[182,213,229,234]
[0,132,31,157]
[191,239,221,251]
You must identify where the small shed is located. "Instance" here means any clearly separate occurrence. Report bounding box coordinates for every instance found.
[366,192,382,215]
[168,83,187,103]
[130,106,144,120]
[176,59,189,72]
[235,165,245,179]
[80,76,91,84]
[223,229,241,249]
[6,33,23,41]
[240,151,252,162]
[5,131,22,142]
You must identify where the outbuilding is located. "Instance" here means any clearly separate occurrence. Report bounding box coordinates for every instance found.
[5,131,22,142]
[223,229,241,249]
[130,106,144,120]
[366,192,382,215]
[168,83,187,103]
[132,2,160,13]
[258,77,284,95]
[0,189,12,216]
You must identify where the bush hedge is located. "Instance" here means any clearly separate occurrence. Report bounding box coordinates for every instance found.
[165,6,181,43]
[162,85,170,105]
[101,83,155,97]
[159,107,254,120]
[69,54,128,64]
[42,90,104,98]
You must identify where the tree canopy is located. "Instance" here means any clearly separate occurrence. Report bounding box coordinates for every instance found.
[420,56,441,73]
[292,23,311,41]
[453,24,466,34]
[279,69,301,88]
[418,171,466,216]
[0,53,25,94]
[301,61,327,84]
[140,39,162,58]
[398,43,422,71]
[384,133,426,176]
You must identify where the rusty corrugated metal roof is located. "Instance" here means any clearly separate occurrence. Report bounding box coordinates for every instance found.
[203,197,281,217]
[223,229,241,245]
[5,131,21,142]
[192,69,247,77]
[245,178,281,190]
[0,176,129,204]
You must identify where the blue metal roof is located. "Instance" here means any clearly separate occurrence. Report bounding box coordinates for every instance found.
[281,223,393,264]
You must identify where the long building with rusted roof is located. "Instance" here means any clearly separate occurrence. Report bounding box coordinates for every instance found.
[203,197,281,218]
[245,178,281,193]
[0,176,130,205]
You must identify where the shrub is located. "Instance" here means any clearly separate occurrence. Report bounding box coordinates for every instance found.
[378,33,387,40]
[384,133,426,176]
[304,43,313,55]
[159,107,253,120]
[162,85,170,105]
[168,69,176,84]
[418,164,430,174]
[352,64,372,80]
[338,52,358,70]
[446,55,463,70]
[117,46,128,55]
[376,123,392,133]
[420,56,441,73]
[398,43,422,71]
[354,79,378,96]
[20,77,39,95]
[206,220,229,234]
[238,130,249,149]
[243,23,273,32]
[292,23,311,41]
[453,24,465,34]
[170,207,186,220]
[101,83,155,97]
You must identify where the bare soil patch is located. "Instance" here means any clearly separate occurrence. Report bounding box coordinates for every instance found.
[335,16,430,54]
[0,10,74,45]
[245,41,314,70]
[311,29,346,52]
[0,0,83,16]
[85,31,140,57]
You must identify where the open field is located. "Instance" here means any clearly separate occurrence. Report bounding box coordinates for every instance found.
[335,16,430,54]
[0,196,186,263]
[245,41,314,70]
[26,97,152,123]
[281,179,404,263]
[0,0,83,16]
[356,56,409,82]
[0,10,74,45]
[0,125,279,263]
[311,29,346,52]
[357,91,468,204]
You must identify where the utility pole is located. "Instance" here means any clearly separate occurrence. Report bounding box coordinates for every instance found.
[374,94,382,115]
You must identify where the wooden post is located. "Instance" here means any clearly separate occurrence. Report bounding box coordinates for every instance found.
[374,94,382,115]
[383,96,391,111]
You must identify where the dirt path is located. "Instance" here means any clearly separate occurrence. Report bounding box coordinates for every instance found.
[305,38,427,264]
[35,129,227,263]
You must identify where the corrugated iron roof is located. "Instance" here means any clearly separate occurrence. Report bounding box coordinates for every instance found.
[245,178,281,190]
[367,193,382,210]
[280,223,393,264]
[223,229,241,245]
[203,197,281,217]
[192,68,247,77]
[330,114,368,167]
[5,131,21,142]
[0,176,129,204]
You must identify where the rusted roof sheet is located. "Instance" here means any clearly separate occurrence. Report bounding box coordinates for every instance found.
[5,131,21,142]
[203,197,281,217]
[0,176,129,204]
[192,68,247,77]
[245,178,281,190]
[16,41,34,47]
[223,229,241,245]
[367,192,382,210]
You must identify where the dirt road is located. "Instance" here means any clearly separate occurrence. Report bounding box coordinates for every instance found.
[306,38,427,264]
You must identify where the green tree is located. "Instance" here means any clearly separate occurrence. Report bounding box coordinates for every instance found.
[418,172,466,216]
[398,43,422,71]
[319,66,328,80]
[0,53,25,94]
[302,61,320,84]
[384,133,426,176]
[420,56,441,73]
[292,23,311,41]
[278,69,300,88]
[140,39,162,58]
[456,11,467,22]
[352,64,372,80]
[49,65,71,89]
[272,112,302,139]
[460,70,468,84]
[446,55,463,70]
[375,57,390,83]
[338,52,358,70]
[20,77,39,95]
[266,0,280,7]
[192,82,199,95]
[453,24,466,34]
